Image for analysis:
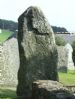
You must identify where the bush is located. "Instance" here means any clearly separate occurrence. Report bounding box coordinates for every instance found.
[55,36,67,46]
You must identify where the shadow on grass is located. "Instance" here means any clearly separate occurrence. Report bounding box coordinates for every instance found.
[0,88,17,99]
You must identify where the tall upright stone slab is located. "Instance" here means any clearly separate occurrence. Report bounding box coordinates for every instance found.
[57,46,67,71]
[0,37,19,86]
[65,43,75,70]
[17,6,58,98]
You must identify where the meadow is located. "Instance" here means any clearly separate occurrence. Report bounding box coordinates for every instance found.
[0,30,13,43]
[59,70,75,86]
[0,85,17,99]
[0,71,75,99]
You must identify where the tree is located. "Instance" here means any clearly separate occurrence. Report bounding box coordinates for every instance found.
[0,19,18,32]
[55,36,67,46]
[52,26,68,33]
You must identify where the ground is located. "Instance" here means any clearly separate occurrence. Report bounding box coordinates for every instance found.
[0,70,75,98]
[59,70,75,86]
[0,85,17,99]
[0,29,13,43]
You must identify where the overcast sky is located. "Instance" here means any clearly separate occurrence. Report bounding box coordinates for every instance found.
[0,0,75,32]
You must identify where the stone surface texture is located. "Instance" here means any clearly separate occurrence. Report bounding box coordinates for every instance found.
[32,80,75,99]
[0,37,19,86]
[65,43,75,70]
[17,6,58,97]
[57,46,67,71]
[57,44,75,71]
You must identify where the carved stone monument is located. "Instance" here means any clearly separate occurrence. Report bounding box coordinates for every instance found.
[17,6,58,98]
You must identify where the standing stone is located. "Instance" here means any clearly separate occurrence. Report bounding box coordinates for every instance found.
[57,44,75,72]
[17,6,58,98]
[0,31,19,86]
[65,43,75,70]
[0,43,4,77]
[57,46,67,72]
[0,37,19,86]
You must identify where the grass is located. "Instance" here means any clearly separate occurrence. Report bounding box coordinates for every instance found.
[58,70,75,86]
[0,85,17,99]
[0,70,75,98]
[0,29,13,43]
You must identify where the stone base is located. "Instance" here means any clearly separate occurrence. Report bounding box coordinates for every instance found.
[67,62,75,70]
[32,80,75,99]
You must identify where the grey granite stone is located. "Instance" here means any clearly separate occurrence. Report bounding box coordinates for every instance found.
[17,6,58,98]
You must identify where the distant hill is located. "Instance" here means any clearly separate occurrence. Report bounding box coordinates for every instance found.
[0,19,17,32]
[52,26,68,33]
[0,19,68,33]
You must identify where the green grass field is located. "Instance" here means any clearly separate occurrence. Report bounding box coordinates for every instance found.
[58,70,75,86]
[0,30,13,43]
[0,85,17,99]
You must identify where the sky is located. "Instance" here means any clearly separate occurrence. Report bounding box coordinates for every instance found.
[0,0,75,32]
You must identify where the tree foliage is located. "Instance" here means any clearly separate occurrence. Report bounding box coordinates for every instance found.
[52,26,68,33]
[0,19,18,32]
